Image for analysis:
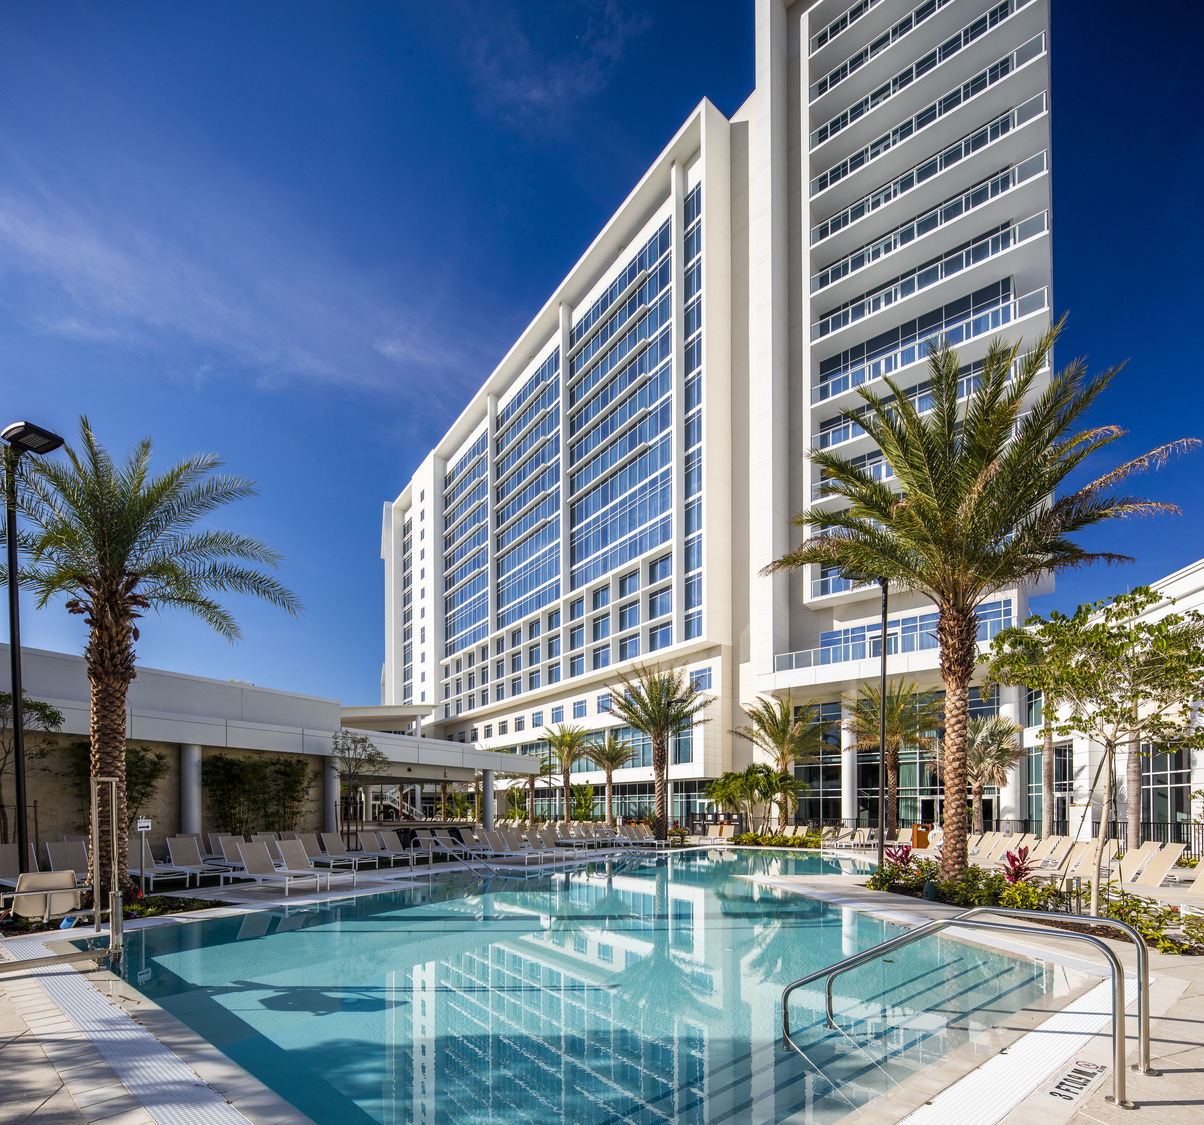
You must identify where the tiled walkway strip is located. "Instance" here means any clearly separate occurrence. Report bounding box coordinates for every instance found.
[2,935,251,1125]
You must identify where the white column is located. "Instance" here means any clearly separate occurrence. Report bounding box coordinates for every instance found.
[482,769,495,831]
[999,684,1024,828]
[324,757,340,834]
[840,706,857,825]
[180,744,202,835]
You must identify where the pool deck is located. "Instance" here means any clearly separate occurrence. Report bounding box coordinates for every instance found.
[2,850,1203,1124]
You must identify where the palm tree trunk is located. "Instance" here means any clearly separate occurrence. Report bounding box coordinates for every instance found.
[605,771,615,828]
[1041,717,1055,838]
[85,611,137,897]
[1125,736,1143,854]
[652,736,668,840]
[562,769,571,824]
[937,607,978,880]
[527,777,535,827]
[886,748,899,839]
[972,783,985,836]
[440,783,447,819]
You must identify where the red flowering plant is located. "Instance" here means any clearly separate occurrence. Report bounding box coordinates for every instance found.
[885,843,913,868]
[1000,846,1035,884]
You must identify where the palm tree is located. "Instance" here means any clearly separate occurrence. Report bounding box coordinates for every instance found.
[543,724,592,824]
[946,715,1024,835]
[587,733,636,827]
[705,771,745,824]
[730,693,829,827]
[611,664,711,840]
[764,324,1195,876]
[11,417,299,892]
[842,680,943,839]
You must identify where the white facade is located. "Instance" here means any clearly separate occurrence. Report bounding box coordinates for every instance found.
[382,0,1055,825]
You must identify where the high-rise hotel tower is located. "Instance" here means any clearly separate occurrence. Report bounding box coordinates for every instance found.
[382,0,1053,828]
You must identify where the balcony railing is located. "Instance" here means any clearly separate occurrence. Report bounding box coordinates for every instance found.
[813,286,1048,404]
[813,212,1047,342]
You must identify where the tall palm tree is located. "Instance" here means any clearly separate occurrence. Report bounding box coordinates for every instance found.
[947,715,1024,835]
[11,418,299,892]
[543,724,592,824]
[765,324,1195,876]
[842,680,944,839]
[587,732,636,828]
[730,693,829,827]
[611,664,711,840]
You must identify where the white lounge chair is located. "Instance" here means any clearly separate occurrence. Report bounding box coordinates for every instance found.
[126,835,189,891]
[278,839,356,890]
[236,841,321,897]
[45,841,91,886]
[166,836,237,886]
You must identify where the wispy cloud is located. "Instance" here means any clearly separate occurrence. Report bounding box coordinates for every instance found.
[456,0,652,131]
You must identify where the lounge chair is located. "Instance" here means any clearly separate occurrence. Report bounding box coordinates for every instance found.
[251,834,284,862]
[45,841,91,886]
[2,871,82,923]
[126,835,189,891]
[1112,841,1162,884]
[166,837,236,886]
[0,842,43,888]
[235,841,321,897]
[1120,843,1186,889]
[278,839,356,890]
[1143,860,1204,908]
[218,835,249,870]
[320,832,375,870]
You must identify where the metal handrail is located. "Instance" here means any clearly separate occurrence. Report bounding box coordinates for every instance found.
[781,907,1147,1108]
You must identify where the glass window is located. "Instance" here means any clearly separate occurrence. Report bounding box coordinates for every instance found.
[483,724,493,738]
[547,610,561,629]
[529,670,540,690]
[592,615,610,641]
[619,634,639,660]
[552,705,564,723]
[496,659,505,679]
[649,588,672,619]
[570,654,584,677]
[532,711,543,728]
[548,635,561,658]
[511,653,521,673]
[528,621,540,640]
[592,646,610,670]
[515,717,525,732]
[1026,688,1043,728]
[499,720,508,735]
[547,662,561,684]
[597,693,612,713]
[570,624,584,650]
[511,677,521,696]
[528,643,540,664]
[650,623,672,651]
[649,554,672,583]
[570,598,585,620]
[511,629,522,647]
[619,601,639,630]
[573,700,587,719]
[619,570,639,597]
[690,667,712,690]
[593,587,611,610]
[496,638,504,656]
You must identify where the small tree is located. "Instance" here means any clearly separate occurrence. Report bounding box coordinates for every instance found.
[0,691,64,844]
[842,680,944,838]
[262,757,319,833]
[982,625,1078,839]
[571,783,596,821]
[525,750,557,826]
[331,729,389,843]
[587,733,637,828]
[993,588,1204,915]
[200,753,264,837]
[59,739,170,830]
[959,716,1023,835]
[730,693,829,827]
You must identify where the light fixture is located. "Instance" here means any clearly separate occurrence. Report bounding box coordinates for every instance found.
[3,419,65,873]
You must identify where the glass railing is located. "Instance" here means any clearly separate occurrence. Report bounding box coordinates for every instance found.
[812,286,1048,404]
[813,454,895,499]
[813,212,1047,341]
[811,35,1046,197]
[812,95,1047,245]
[810,0,889,55]
[812,573,860,598]
[811,0,1032,146]
[813,153,1047,294]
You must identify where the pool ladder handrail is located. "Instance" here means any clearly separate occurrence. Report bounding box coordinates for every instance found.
[781,905,1153,1110]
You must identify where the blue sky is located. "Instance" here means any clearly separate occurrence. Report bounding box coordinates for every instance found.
[1,0,1201,703]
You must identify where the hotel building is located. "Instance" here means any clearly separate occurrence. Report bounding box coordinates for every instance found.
[382,0,1059,829]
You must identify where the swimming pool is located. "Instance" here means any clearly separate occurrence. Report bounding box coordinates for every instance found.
[110,849,1089,1123]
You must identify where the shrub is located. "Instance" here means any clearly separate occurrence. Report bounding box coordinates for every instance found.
[935,865,1009,907]
[1000,846,1036,884]
[999,881,1056,911]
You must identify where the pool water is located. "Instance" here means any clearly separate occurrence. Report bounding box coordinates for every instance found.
[111,850,1087,1124]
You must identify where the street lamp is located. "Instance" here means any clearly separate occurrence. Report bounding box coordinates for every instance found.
[877,577,889,870]
[2,421,64,873]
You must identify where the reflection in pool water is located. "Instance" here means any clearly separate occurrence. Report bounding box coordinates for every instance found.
[110,849,1088,1124]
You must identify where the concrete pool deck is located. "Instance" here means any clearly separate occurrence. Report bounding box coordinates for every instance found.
[2,851,1202,1124]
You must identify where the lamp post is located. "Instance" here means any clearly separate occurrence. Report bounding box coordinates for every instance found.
[2,421,64,873]
[877,577,889,870]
